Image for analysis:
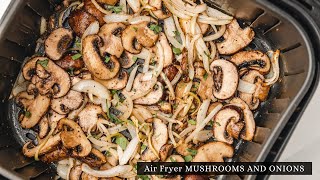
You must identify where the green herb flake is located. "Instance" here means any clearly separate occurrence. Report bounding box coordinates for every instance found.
[203,73,208,80]
[170,157,176,162]
[111,89,118,95]
[172,47,182,55]
[204,51,211,59]
[68,67,74,76]
[188,119,197,125]
[137,175,150,180]
[71,53,82,60]
[149,24,162,34]
[152,114,157,118]
[105,56,111,63]
[172,104,178,110]
[116,136,129,150]
[184,155,193,162]
[132,56,138,62]
[104,150,111,156]
[173,30,180,37]
[215,121,221,126]
[187,148,198,156]
[141,144,147,152]
[133,27,138,32]
[107,5,123,14]
[127,120,135,126]
[37,59,49,68]
[24,110,31,118]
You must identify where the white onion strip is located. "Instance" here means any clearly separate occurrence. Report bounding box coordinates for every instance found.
[153,43,164,77]
[168,122,177,147]
[265,50,280,86]
[185,103,222,143]
[203,25,226,41]
[91,0,111,14]
[196,99,210,128]
[119,137,139,165]
[171,71,182,85]
[82,164,132,177]
[129,16,156,24]
[164,17,183,49]
[125,65,139,92]
[179,125,195,138]
[173,15,186,47]
[206,7,233,20]
[160,72,175,99]
[238,79,256,94]
[119,91,133,120]
[72,80,111,100]
[103,14,131,23]
[163,0,190,19]
[188,34,201,79]
[126,0,141,13]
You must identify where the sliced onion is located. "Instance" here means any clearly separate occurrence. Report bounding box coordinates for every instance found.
[173,15,186,47]
[129,16,156,24]
[169,0,207,14]
[153,43,164,77]
[160,72,175,99]
[153,112,183,126]
[185,103,222,143]
[40,17,47,35]
[168,122,177,147]
[196,38,210,74]
[171,71,182,85]
[119,91,133,120]
[119,0,127,13]
[127,0,141,13]
[190,15,198,35]
[82,21,99,40]
[195,130,213,142]
[107,124,127,134]
[119,137,139,165]
[88,137,116,147]
[206,7,233,20]
[163,0,190,19]
[57,164,69,179]
[91,0,111,14]
[188,34,201,79]
[164,17,183,48]
[103,14,131,23]
[196,99,210,128]
[117,145,124,159]
[209,41,217,62]
[141,71,153,81]
[181,96,194,117]
[172,104,186,119]
[265,50,280,85]
[203,25,226,41]
[183,81,193,96]
[72,80,111,100]
[198,15,231,25]
[238,79,256,94]
[125,65,139,92]
[82,164,132,177]
[179,125,195,138]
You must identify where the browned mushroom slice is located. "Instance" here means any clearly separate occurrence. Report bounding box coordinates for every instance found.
[96,0,118,5]
[153,3,172,20]
[192,142,234,162]
[230,50,271,75]
[78,104,103,132]
[68,9,97,37]
[58,118,92,157]
[70,165,83,180]
[99,23,126,58]
[176,143,193,156]
[40,148,68,163]
[184,175,209,180]
[34,58,71,98]
[84,0,105,25]
[22,132,61,157]
[159,144,173,161]
[39,115,50,139]
[159,32,173,67]
[217,19,255,55]
[163,65,179,82]
[45,28,74,61]
[79,148,107,167]
[210,59,239,100]
[22,57,48,81]
[81,172,99,180]
[230,98,255,141]
[56,53,85,71]
[82,35,120,80]
[195,64,215,101]
[134,82,164,105]
[119,51,137,68]
[51,90,84,115]
[137,22,160,47]
[239,70,265,110]
[159,101,172,114]
[141,118,168,161]
[16,91,51,129]
[213,105,244,144]
[94,71,128,90]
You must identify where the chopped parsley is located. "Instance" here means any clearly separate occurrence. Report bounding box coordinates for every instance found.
[149,24,162,34]
[172,104,178,110]
[68,67,74,76]
[187,148,198,156]
[137,175,150,180]
[132,56,138,62]
[173,30,180,37]
[111,89,118,96]
[188,119,197,125]
[141,144,147,152]
[170,157,176,162]
[215,121,221,126]
[107,5,123,14]
[37,59,48,68]
[24,110,31,118]
[150,58,156,66]
[71,53,82,60]
[105,56,111,63]
[115,136,129,150]
[172,47,182,55]
[104,150,111,156]
[204,51,211,59]
[184,155,193,162]
[203,72,208,80]
[133,27,138,32]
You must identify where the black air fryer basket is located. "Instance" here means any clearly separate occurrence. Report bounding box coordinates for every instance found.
[0,0,319,179]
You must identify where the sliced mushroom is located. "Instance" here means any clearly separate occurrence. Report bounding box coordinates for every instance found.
[192,142,234,162]
[195,64,215,101]
[230,98,255,141]
[119,51,137,68]
[68,9,97,37]
[176,143,192,156]
[163,65,179,82]
[22,132,61,157]
[56,53,85,71]
[22,57,48,81]
[149,0,162,9]
[81,172,99,180]
[58,118,92,157]
[159,32,173,67]
[79,148,107,167]
[137,22,160,47]
[51,90,84,115]
[94,70,128,90]
[39,115,50,139]
[34,58,71,98]
[16,91,51,129]
[213,105,244,144]
[71,71,93,86]
[134,82,164,105]
[184,175,209,180]
[82,35,120,80]
[217,19,255,55]
[210,59,239,100]
[84,0,105,25]
[159,101,172,114]
[230,50,271,75]
[153,3,172,20]
[96,0,118,5]
[239,70,265,110]
[40,148,68,163]
[70,165,83,180]
[45,28,74,61]
[159,144,173,161]
[130,73,157,98]
[78,104,103,132]
[99,23,126,58]
[141,118,168,161]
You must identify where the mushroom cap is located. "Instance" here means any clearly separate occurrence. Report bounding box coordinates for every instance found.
[136,22,159,48]
[51,90,84,115]
[210,59,239,100]
[159,144,174,161]
[94,70,128,90]
[192,142,234,162]
[68,9,97,37]
[217,19,255,55]
[99,23,126,58]
[158,32,173,67]
[45,28,74,61]
[152,3,172,20]
[134,82,164,105]
[22,57,48,81]
[78,104,103,132]
[69,165,82,180]
[40,148,68,163]
[56,53,85,71]
[84,0,105,25]
[119,51,137,68]
[39,115,50,139]
[82,35,120,80]
[79,148,107,167]
[230,50,271,75]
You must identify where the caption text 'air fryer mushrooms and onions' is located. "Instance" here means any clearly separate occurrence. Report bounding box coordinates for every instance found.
[11,0,281,179]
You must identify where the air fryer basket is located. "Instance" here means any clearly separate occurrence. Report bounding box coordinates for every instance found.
[0,0,316,179]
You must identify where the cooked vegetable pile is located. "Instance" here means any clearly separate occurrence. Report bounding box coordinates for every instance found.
[11,0,281,179]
